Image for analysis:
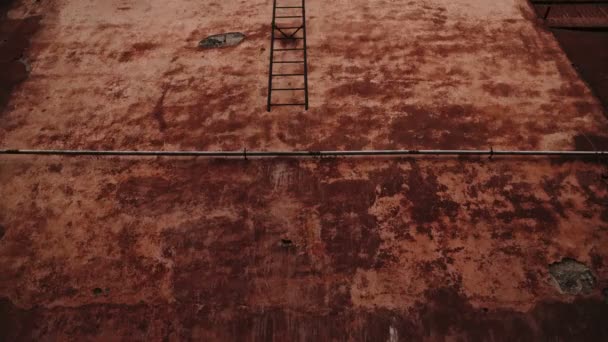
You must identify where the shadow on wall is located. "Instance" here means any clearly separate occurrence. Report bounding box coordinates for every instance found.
[530,0,608,112]
[0,0,14,17]
[0,0,40,115]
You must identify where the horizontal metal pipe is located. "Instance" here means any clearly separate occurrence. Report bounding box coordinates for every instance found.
[0,149,607,158]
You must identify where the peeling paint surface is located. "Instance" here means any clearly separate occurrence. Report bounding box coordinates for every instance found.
[1,0,608,340]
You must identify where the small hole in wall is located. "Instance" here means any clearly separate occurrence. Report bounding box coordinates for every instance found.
[279,238,294,248]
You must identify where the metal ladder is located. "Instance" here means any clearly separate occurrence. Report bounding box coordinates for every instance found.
[266,0,309,111]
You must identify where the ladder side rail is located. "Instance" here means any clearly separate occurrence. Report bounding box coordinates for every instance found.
[267,0,278,111]
[301,0,309,110]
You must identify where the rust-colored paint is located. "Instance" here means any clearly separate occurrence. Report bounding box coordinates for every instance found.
[0,157,607,340]
[1,0,608,340]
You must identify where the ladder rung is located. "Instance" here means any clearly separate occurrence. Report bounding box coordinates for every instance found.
[272,73,305,77]
[267,1,308,112]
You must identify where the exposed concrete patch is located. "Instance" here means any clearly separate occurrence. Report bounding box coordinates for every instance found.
[199,32,245,49]
[549,258,596,295]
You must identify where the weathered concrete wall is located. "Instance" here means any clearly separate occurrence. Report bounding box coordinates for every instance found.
[0,157,607,340]
[0,0,607,340]
[1,0,606,151]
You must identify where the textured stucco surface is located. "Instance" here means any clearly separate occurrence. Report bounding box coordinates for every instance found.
[1,0,608,340]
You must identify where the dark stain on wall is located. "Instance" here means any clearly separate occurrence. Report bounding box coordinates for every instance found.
[1,289,607,341]
[0,0,40,115]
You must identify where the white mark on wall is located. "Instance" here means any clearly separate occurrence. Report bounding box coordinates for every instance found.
[388,325,399,342]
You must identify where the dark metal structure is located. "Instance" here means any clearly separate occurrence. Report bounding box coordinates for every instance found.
[266,0,309,111]
[531,0,608,28]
